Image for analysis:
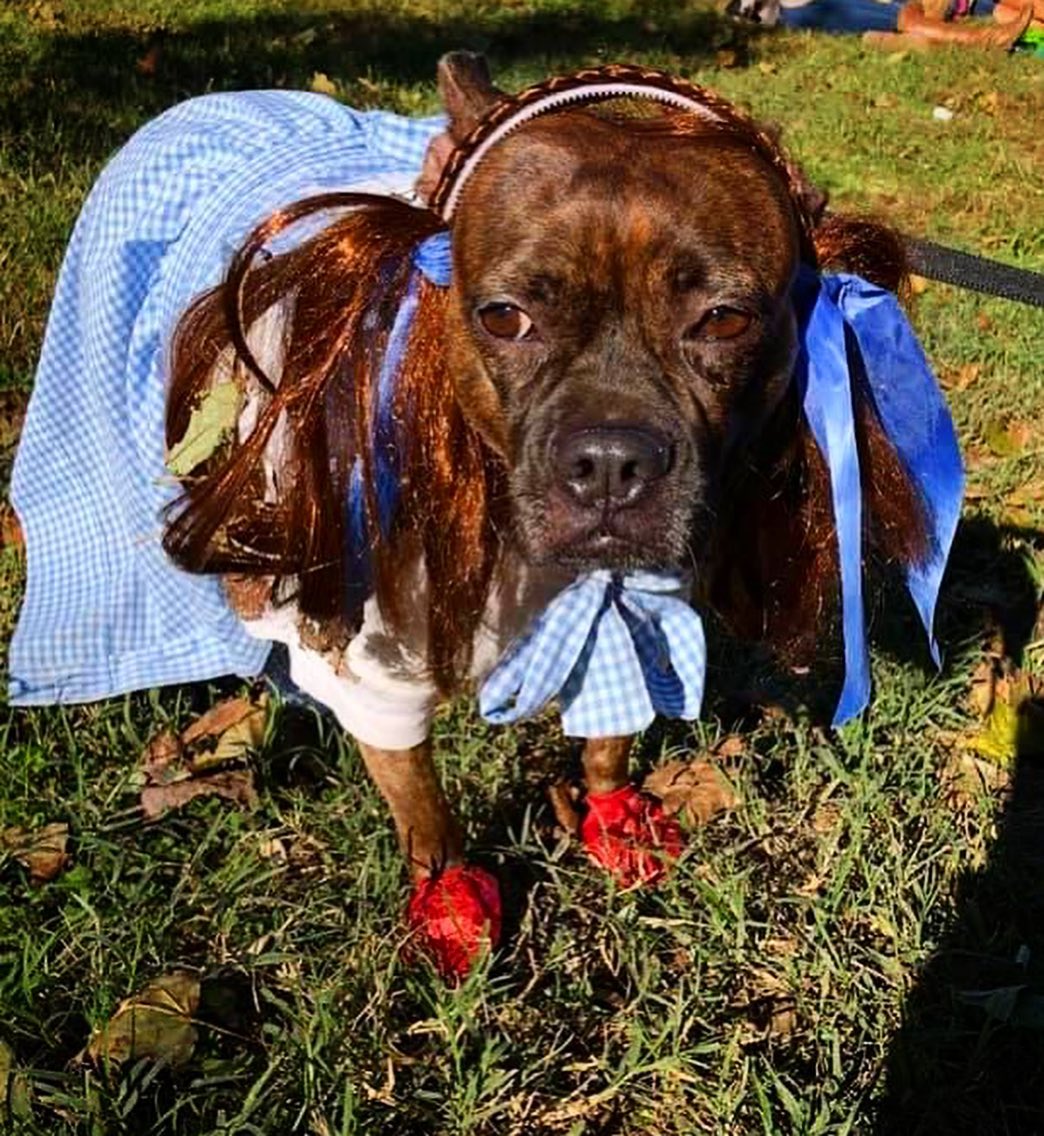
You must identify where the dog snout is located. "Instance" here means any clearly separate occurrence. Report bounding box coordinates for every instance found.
[553,426,672,509]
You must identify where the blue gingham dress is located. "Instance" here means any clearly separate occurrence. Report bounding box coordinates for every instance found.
[8,92,443,705]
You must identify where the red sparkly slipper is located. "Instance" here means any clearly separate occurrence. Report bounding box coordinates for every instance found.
[405,863,502,980]
[580,784,684,888]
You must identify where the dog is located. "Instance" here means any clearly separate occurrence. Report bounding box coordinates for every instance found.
[9,53,959,978]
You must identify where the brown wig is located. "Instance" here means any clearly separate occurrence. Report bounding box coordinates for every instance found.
[163,193,506,688]
[164,66,928,690]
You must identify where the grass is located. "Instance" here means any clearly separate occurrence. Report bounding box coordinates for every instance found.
[2,1,1044,1132]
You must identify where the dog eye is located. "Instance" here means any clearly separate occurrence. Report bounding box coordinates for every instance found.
[478,303,534,341]
[687,307,753,341]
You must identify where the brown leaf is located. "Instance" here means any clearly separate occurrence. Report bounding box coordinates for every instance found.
[136,44,161,75]
[310,71,339,96]
[713,734,745,759]
[181,694,267,754]
[943,749,1012,807]
[141,768,257,821]
[976,311,994,333]
[643,759,738,825]
[139,695,266,819]
[715,48,739,69]
[0,503,23,555]
[950,363,981,392]
[1,822,70,884]
[0,1038,32,1119]
[86,972,200,1068]
[547,780,581,836]
[909,274,929,295]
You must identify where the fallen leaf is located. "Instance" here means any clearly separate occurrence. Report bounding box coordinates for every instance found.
[141,768,257,821]
[714,734,745,759]
[86,972,201,1067]
[181,694,267,766]
[982,416,1029,459]
[139,695,266,819]
[758,60,778,75]
[166,381,242,476]
[909,274,929,295]
[715,48,739,69]
[643,759,738,825]
[943,749,1012,806]
[941,362,981,392]
[310,71,339,96]
[136,44,161,75]
[976,311,994,333]
[0,1039,32,1119]
[735,970,798,1043]
[976,90,1000,116]
[0,503,23,555]
[1,822,70,884]
[964,673,1044,767]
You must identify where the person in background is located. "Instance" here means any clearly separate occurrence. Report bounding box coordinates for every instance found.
[728,0,1037,50]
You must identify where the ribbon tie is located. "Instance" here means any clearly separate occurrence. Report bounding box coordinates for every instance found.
[479,570,705,737]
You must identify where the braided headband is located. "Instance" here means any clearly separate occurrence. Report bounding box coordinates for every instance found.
[429,63,816,255]
[364,68,964,733]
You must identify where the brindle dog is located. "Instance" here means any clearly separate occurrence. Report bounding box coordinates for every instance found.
[372,55,802,884]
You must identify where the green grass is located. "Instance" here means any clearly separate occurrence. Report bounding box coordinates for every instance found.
[2,1,1044,1132]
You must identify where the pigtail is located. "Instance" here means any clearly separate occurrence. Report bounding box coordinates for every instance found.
[707,149,929,664]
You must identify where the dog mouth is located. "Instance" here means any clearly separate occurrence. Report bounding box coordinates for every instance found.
[528,503,685,572]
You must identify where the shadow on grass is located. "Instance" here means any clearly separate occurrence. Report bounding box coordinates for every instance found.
[2,1,743,171]
[872,519,1044,1135]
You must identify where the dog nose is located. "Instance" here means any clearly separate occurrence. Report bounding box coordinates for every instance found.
[554,426,672,508]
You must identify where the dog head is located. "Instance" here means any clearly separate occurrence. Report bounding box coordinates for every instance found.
[426,55,803,574]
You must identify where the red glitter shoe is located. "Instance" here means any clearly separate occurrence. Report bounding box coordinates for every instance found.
[405,863,502,980]
[580,784,684,888]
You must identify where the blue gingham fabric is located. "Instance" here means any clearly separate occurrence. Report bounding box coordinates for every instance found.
[8,91,444,704]
[480,571,706,737]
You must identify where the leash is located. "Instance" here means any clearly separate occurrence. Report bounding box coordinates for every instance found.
[903,236,1044,308]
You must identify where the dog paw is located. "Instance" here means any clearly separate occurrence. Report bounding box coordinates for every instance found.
[405,864,502,980]
[580,784,684,888]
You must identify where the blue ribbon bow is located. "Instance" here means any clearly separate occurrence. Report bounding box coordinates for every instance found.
[795,266,964,725]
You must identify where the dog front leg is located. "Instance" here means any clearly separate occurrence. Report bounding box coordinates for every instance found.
[357,739,462,879]
[579,734,683,887]
[358,738,500,978]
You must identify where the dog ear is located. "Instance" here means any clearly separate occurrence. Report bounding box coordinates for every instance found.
[437,51,503,141]
[416,52,503,204]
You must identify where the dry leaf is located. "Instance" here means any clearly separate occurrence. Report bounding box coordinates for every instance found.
[736,970,798,1042]
[310,71,339,96]
[643,759,738,825]
[140,770,258,821]
[165,381,241,476]
[86,972,200,1068]
[1,822,70,884]
[715,48,739,68]
[0,1038,32,1119]
[136,44,161,75]
[909,274,929,295]
[943,750,1012,807]
[943,362,981,392]
[0,503,23,555]
[139,695,266,819]
[181,694,267,767]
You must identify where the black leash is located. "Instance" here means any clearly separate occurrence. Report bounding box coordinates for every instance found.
[903,236,1044,308]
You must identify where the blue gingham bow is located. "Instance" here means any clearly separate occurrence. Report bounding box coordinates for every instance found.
[479,571,706,737]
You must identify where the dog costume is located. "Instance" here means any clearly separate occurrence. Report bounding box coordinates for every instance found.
[9,69,966,977]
